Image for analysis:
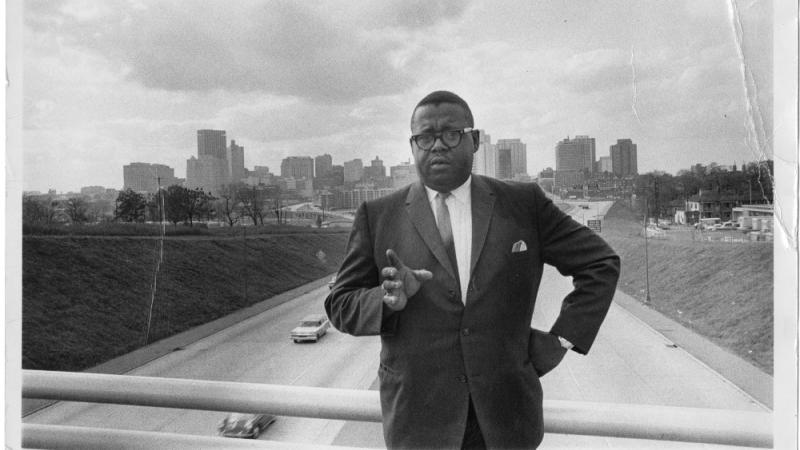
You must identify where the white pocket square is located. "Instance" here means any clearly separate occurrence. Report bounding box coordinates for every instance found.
[512,240,528,252]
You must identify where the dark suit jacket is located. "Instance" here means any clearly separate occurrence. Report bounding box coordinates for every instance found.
[325,175,620,449]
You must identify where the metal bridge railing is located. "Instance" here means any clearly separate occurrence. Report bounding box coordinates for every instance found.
[22,370,773,449]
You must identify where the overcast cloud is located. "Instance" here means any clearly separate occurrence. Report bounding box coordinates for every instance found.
[17,0,773,192]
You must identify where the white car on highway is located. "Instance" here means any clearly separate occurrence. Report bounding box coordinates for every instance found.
[290,314,331,343]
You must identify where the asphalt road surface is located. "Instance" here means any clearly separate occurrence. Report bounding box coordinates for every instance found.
[25,285,382,445]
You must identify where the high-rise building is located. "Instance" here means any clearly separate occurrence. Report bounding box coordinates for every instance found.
[496,148,513,180]
[363,156,387,185]
[186,156,228,195]
[597,156,612,173]
[316,164,344,189]
[472,130,496,178]
[123,163,178,193]
[556,135,595,172]
[390,161,417,189]
[244,166,273,186]
[228,140,245,183]
[253,165,271,175]
[343,159,364,183]
[187,129,230,194]
[496,138,527,178]
[280,156,314,180]
[197,130,227,160]
[555,135,596,189]
[315,154,333,178]
[610,139,638,177]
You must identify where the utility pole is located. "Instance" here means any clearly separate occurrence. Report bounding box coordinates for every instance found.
[242,224,248,302]
[644,196,652,304]
[653,177,660,221]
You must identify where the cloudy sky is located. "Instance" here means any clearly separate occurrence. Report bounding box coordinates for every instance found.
[17,0,773,193]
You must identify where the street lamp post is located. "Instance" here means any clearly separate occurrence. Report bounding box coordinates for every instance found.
[643,196,652,304]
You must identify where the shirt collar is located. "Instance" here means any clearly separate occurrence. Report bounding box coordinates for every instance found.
[424,175,472,206]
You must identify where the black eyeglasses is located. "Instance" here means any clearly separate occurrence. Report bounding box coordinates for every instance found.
[410,128,474,151]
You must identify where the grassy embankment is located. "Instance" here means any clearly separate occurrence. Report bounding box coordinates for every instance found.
[601,202,773,373]
[22,203,773,374]
[23,226,350,372]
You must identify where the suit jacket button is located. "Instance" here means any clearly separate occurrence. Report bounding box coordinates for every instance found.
[457,375,467,383]
[462,328,470,336]
[448,289,455,298]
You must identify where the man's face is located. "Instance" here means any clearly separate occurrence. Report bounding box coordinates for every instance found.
[410,103,478,192]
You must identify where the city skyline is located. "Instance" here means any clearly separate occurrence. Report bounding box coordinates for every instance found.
[16,1,773,193]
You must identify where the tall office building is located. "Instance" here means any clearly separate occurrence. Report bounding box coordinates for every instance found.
[610,139,638,177]
[496,138,527,178]
[245,166,273,186]
[597,156,612,173]
[343,159,364,183]
[197,130,227,160]
[186,129,230,195]
[556,135,595,172]
[390,161,417,189]
[123,163,178,193]
[496,148,513,180]
[329,165,345,187]
[472,130,496,178]
[228,140,245,183]
[363,156,387,184]
[313,154,333,189]
[280,156,314,180]
[315,154,333,178]
[555,135,596,189]
[186,156,228,195]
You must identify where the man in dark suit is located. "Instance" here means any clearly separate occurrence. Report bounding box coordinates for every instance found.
[325,91,620,449]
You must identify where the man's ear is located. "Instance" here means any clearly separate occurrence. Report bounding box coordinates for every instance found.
[472,130,480,152]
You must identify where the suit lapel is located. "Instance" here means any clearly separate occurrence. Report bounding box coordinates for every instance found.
[469,176,496,278]
[405,182,458,281]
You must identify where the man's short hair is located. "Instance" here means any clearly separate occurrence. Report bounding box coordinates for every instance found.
[412,90,474,127]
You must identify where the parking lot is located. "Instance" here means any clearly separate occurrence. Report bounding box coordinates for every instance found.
[644,224,773,244]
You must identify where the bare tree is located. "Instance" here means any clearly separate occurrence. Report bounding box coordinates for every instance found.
[64,197,89,224]
[216,184,242,227]
[239,186,265,226]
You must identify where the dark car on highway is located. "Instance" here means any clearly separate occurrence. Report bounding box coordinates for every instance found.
[217,413,276,439]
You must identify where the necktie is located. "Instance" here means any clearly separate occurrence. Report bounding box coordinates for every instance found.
[435,192,459,278]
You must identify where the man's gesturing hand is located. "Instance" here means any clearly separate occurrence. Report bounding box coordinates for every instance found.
[381,249,433,311]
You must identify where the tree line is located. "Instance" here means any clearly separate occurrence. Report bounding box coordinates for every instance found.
[22,183,288,227]
[114,183,288,226]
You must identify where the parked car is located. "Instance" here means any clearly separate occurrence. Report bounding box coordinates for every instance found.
[217,413,276,439]
[714,221,736,231]
[291,314,331,343]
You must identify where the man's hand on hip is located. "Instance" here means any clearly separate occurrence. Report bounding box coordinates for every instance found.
[529,329,569,377]
[381,249,433,311]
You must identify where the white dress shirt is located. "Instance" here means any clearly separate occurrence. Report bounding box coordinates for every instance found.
[425,177,472,304]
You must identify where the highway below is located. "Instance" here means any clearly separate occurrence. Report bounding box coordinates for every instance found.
[25,200,770,448]
[25,284,382,446]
